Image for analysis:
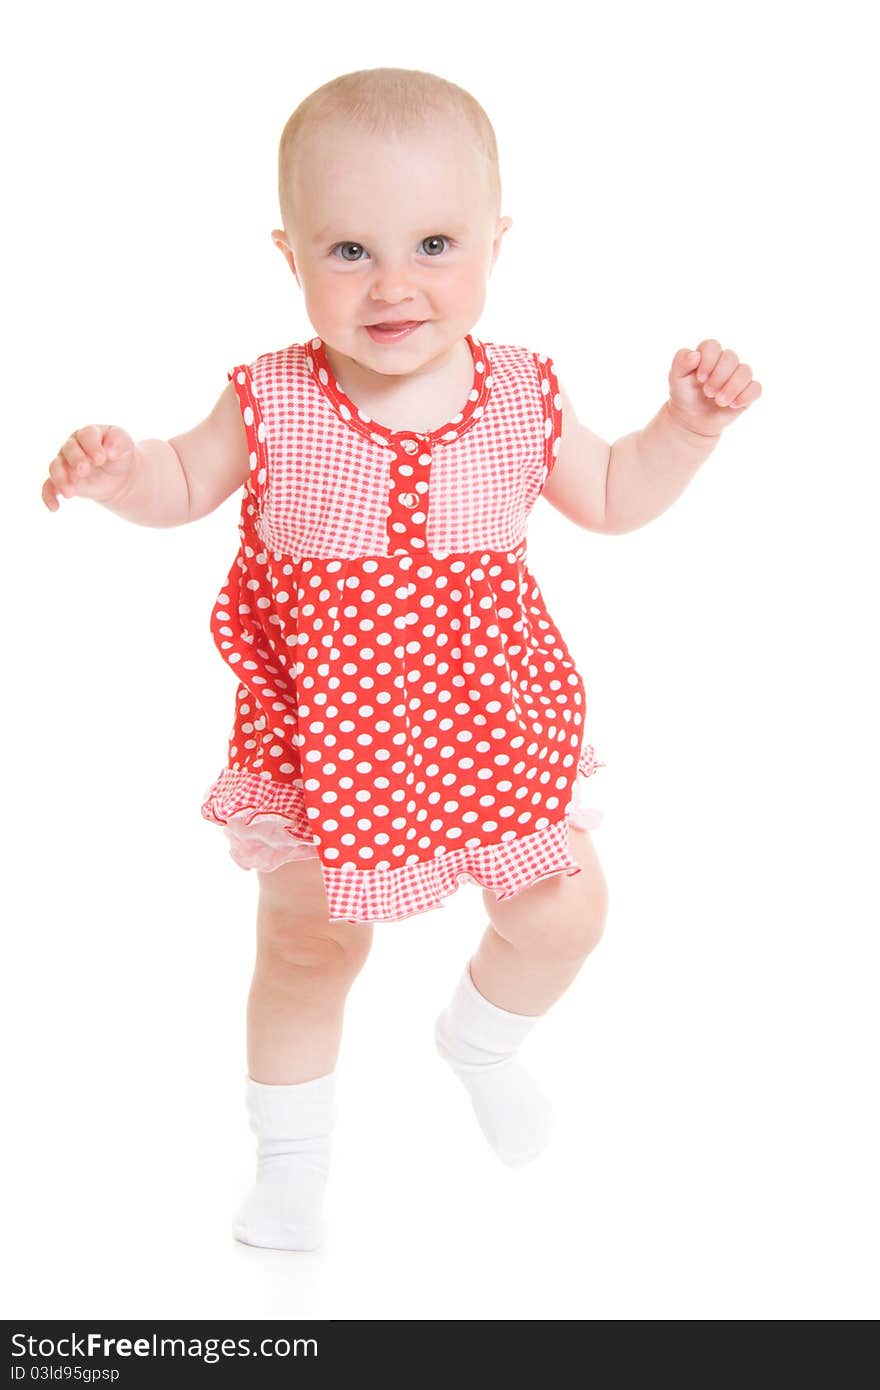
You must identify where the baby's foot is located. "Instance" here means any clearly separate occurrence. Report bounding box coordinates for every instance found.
[234,1073,336,1251]
[233,1140,330,1251]
[434,1015,554,1166]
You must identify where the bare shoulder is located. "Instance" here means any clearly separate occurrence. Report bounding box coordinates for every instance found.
[539,372,611,533]
[169,378,251,524]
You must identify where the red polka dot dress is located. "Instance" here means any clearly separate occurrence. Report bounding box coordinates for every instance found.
[200,333,605,925]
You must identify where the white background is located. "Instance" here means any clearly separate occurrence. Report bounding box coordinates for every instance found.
[3,0,878,1321]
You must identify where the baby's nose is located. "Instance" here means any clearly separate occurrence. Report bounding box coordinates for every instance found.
[370,287,415,305]
[369,265,417,300]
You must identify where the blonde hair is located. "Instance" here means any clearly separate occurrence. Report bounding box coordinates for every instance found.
[278,67,502,235]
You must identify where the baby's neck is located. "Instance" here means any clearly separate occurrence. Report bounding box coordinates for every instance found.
[323,336,474,435]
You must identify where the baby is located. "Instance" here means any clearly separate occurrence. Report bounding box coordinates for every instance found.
[41,67,760,1252]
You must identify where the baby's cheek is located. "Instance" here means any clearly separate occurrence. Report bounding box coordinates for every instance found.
[449,273,488,320]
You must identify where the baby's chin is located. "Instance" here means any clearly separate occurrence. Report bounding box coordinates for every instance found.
[322,321,443,370]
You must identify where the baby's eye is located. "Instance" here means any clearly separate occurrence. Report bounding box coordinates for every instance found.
[420,235,450,256]
[334,242,366,262]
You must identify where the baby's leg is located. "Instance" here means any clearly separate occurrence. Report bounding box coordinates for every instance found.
[235,856,373,1251]
[435,828,608,1164]
[472,825,608,1014]
[248,856,373,1084]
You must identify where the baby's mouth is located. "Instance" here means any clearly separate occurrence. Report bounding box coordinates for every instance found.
[364,321,425,342]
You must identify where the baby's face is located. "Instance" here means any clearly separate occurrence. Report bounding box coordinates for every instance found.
[273,120,511,377]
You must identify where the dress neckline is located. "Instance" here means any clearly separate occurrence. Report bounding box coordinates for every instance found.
[305,332,492,449]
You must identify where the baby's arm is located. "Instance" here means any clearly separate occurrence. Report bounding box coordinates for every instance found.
[542,376,720,535]
[43,380,251,528]
[170,381,252,524]
[540,380,612,532]
[106,380,250,526]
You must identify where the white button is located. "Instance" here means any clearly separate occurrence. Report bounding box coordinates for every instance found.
[401,439,419,454]
[399,492,418,508]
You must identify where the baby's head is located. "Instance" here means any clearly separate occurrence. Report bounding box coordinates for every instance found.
[271,68,512,376]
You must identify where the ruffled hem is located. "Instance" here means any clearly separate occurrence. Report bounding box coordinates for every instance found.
[201,767,315,836]
[201,749,606,924]
[569,745,605,831]
[320,816,602,925]
[220,810,320,871]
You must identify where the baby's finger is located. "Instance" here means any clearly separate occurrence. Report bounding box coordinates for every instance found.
[695,339,723,383]
[42,475,60,511]
[49,452,75,497]
[673,347,701,378]
[73,423,108,466]
[729,381,762,409]
[702,348,739,397]
[60,436,93,477]
[714,365,752,407]
[102,426,130,460]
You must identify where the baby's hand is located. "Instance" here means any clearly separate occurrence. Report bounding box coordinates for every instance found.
[42,425,138,512]
[666,340,762,437]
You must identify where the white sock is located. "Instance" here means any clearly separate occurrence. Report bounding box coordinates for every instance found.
[233,1071,337,1251]
[434,961,554,1166]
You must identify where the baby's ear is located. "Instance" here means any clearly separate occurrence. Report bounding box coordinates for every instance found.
[489,216,513,273]
[271,230,300,285]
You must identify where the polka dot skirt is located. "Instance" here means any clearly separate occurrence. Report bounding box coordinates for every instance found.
[200,333,605,924]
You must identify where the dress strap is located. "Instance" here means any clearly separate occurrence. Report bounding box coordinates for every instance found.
[228,363,270,524]
[533,352,563,491]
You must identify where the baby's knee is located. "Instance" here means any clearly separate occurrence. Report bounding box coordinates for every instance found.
[258,904,374,982]
[541,898,607,962]
[499,875,609,962]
